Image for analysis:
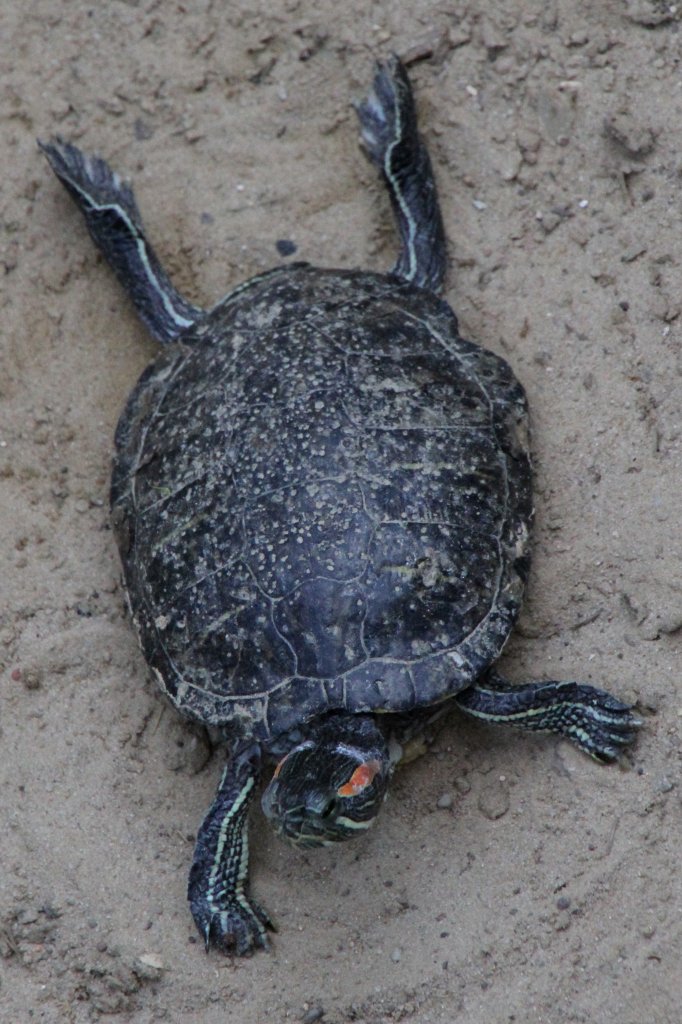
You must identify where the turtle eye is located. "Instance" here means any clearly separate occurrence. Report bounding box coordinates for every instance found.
[336,759,381,798]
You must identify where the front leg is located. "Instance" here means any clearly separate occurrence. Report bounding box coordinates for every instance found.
[188,740,275,955]
[455,670,641,763]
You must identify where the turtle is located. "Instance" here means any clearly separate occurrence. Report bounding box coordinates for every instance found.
[40,56,640,956]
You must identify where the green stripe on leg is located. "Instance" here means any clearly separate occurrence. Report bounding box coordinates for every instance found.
[455,673,641,762]
[188,742,274,955]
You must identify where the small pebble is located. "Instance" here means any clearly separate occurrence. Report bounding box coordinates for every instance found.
[301,1007,324,1024]
[391,947,402,963]
[604,109,656,158]
[477,781,510,820]
[539,211,562,234]
[448,25,472,48]
[22,668,42,691]
[276,238,297,257]
[436,792,453,810]
[554,910,571,932]
[134,952,165,980]
[133,119,154,141]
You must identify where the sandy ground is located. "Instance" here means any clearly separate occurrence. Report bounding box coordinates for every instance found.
[2,1,682,1021]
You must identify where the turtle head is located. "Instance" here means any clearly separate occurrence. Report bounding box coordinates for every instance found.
[261,714,391,847]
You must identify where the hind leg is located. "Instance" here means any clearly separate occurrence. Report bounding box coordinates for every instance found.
[354,57,447,294]
[40,138,202,344]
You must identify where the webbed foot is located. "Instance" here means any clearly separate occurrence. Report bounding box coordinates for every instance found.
[190,889,275,956]
[39,137,201,344]
[455,672,641,763]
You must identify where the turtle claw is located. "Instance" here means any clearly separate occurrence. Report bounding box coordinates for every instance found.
[192,894,275,956]
[456,675,642,763]
[553,685,642,763]
[575,693,642,764]
[40,136,201,344]
[354,56,409,171]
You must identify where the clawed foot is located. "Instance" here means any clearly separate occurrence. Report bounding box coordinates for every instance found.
[39,136,200,344]
[39,137,142,224]
[190,891,275,956]
[551,683,642,763]
[456,674,642,763]
[354,56,412,171]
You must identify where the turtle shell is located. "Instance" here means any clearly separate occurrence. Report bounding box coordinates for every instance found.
[111,263,533,745]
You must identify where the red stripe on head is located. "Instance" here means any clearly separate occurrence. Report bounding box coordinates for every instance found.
[337,759,381,797]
